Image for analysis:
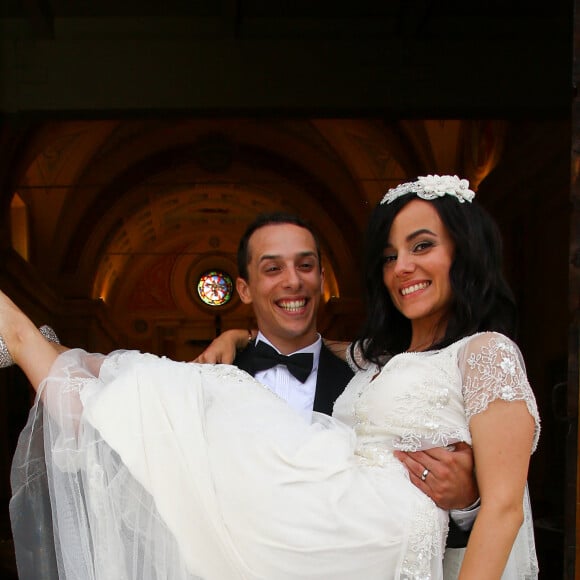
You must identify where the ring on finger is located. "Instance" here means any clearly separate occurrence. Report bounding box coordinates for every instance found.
[420,468,429,482]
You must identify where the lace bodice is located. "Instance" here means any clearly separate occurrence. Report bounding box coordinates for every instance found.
[334,332,540,463]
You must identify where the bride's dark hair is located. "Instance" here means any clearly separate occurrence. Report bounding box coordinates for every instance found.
[353,193,518,366]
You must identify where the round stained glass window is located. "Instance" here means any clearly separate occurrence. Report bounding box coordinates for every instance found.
[197,270,233,306]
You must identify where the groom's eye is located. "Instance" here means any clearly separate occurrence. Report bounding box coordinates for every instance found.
[263,263,281,273]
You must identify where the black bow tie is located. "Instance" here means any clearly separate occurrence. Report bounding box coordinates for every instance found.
[252,341,314,383]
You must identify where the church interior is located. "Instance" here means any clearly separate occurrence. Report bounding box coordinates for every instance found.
[0,1,576,578]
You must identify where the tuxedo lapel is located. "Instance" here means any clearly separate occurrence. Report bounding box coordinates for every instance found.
[313,344,354,415]
[233,344,258,376]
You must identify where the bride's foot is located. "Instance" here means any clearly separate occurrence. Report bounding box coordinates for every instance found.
[0,290,60,369]
[0,290,64,390]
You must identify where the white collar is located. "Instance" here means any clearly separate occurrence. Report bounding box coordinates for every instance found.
[256,332,322,361]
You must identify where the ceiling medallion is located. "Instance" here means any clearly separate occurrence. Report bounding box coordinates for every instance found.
[197,270,233,306]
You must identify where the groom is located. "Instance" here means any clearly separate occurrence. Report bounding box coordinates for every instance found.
[199,212,480,551]
[233,213,352,422]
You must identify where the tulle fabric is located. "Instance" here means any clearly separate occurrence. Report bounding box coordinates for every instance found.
[10,350,244,579]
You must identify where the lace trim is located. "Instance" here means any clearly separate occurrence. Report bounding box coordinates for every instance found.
[355,443,399,467]
[392,428,467,453]
[462,333,540,451]
[400,494,447,579]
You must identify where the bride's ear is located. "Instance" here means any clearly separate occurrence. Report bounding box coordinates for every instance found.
[236,277,253,305]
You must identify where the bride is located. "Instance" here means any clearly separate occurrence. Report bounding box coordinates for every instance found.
[3,175,539,579]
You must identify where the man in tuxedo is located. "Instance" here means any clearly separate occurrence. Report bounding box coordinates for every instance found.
[233,212,352,422]
[199,212,479,551]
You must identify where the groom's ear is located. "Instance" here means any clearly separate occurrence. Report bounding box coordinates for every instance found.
[236,277,253,305]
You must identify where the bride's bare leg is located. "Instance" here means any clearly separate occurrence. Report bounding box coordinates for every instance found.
[0,290,60,391]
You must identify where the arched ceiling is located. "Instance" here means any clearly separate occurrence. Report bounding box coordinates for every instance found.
[0,117,506,344]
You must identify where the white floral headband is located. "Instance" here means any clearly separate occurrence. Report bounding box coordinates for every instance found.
[380,174,476,205]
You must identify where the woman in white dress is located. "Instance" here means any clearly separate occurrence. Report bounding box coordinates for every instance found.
[1,175,539,579]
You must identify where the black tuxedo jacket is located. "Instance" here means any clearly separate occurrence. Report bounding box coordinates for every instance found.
[233,341,353,416]
[233,339,469,549]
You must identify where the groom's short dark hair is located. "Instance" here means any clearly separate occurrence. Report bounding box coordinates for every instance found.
[237,212,322,280]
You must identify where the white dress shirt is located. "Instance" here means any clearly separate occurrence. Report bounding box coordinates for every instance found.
[254,332,321,422]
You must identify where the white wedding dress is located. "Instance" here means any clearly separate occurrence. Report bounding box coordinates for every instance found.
[10,331,540,580]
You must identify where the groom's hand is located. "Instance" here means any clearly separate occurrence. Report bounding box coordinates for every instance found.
[192,329,249,364]
[393,442,479,510]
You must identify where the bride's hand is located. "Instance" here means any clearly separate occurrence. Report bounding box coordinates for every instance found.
[193,329,253,364]
[393,442,478,510]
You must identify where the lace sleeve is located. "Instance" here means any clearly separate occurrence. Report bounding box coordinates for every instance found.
[458,332,540,452]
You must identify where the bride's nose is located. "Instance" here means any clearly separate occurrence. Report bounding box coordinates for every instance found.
[394,252,415,277]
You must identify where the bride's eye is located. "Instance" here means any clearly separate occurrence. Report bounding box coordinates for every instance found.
[413,241,433,253]
[382,254,396,265]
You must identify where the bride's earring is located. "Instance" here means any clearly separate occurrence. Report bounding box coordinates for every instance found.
[0,325,60,369]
